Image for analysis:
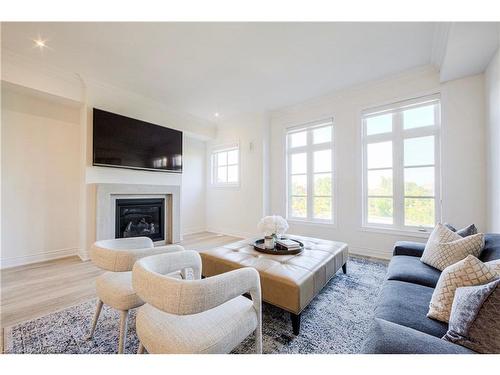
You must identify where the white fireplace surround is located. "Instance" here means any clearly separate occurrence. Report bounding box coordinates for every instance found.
[96,184,181,244]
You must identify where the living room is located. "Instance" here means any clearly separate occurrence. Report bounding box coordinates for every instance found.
[1,1,499,372]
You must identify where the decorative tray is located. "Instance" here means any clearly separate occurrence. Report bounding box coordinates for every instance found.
[253,238,304,255]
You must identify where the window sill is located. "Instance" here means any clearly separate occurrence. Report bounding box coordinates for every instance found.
[209,183,240,190]
[359,226,431,239]
[287,219,336,229]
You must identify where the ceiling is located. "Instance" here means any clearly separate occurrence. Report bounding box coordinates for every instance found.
[0,22,448,120]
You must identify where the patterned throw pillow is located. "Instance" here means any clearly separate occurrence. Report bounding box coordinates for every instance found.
[487,259,500,273]
[444,223,478,237]
[427,255,499,322]
[443,278,500,353]
[421,223,484,271]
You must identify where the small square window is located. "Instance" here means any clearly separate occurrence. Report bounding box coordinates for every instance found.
[212,146,239,186]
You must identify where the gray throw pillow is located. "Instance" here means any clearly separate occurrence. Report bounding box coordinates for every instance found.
[442,278,500,353]
[444,223,478,237]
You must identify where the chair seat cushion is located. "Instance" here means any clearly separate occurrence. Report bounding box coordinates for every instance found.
[386,256,441,288]
[136,296,257,354]
[96,271,143,311]
[375,280,448,338]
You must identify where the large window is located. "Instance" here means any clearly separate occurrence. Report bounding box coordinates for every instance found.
[286,119,334,223]
[362,96,440,232]
[211,145,239,187]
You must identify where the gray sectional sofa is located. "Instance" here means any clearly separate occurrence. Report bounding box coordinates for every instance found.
[362,233,500,354]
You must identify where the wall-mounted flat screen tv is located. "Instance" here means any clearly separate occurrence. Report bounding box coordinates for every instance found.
[93,108,182,173]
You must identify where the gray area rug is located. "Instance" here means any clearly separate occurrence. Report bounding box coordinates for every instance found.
[5,257,387,354]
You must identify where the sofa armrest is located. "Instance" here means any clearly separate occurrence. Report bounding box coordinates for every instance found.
[393,241,426,257]
[362,319,475,354]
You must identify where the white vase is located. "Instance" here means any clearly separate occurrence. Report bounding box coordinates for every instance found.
[264,236,275,249]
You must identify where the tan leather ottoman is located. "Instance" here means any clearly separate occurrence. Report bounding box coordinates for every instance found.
[199,234,348,335]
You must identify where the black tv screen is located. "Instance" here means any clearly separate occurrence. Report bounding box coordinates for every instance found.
[93,108,182,173]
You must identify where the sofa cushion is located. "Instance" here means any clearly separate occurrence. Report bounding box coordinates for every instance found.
[479,234,500,262]
[362,318,475,354]
[375,280,448,338]
[386,255,441,288]
[443,278,500,354]
[444,223,478,237]
[421,224,484,271]
[428,255,498,323]
[393,241,426,257]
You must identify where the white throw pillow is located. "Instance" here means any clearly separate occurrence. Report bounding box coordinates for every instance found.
[427,255,499,323]
[420,223,484,271]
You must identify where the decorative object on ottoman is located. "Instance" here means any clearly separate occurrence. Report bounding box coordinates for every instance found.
[253,238,304,255]
[420,223,484,271]
[443,278,500,353]
[258,215,289,241]
[444,223,478,237]
[427,255,499,322]
[199,235,348,335]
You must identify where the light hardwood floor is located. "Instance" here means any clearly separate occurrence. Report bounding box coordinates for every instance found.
[0,232,241,330]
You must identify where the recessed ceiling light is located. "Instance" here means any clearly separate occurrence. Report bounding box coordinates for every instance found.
[214,112,220,118]
[33,36,48,49]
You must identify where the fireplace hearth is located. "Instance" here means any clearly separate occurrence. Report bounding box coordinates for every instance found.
[115,198,165,242]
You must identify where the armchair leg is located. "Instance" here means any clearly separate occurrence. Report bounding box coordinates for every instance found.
[118,310,129,354]
[137,342,145,354]
[342,263,347,274]
[87,299,103,339]
[255,321,262,354]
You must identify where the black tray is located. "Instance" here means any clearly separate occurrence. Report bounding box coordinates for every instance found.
[253,238,304,255]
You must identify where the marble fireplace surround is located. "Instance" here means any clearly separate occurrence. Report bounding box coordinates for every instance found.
[96,183,181,244]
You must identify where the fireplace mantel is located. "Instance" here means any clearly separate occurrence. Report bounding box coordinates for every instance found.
[95,183,181,244]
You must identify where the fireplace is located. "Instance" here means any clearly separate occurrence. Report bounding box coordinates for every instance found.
[115,198,165,242]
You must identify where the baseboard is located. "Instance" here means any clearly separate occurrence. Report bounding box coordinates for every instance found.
[0,247,79,269]
[349,245,392,260]
[181,227,208,236]
[77,248,90,262]
[206,227,256,239]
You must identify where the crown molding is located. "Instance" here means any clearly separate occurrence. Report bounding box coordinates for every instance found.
[1,48,217,139]
[431,22,452,70]
[270,64,439,119]
[1,47,84,101]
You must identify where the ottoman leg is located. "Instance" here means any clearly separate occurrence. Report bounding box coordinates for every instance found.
[291,313,301,335]
[342,263,347,274]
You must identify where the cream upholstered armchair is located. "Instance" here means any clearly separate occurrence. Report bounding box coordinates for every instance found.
[88,237,184,353]
[132,250,262,354]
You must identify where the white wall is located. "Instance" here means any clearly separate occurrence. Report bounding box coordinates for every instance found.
[485,47,500,232]
[81,80,213,258]
[182,136,207,235]
[1,52,216,264]
[1,86,81,267]
[206,112,269,237]
[268,67,487,259]
[441,74,486,230]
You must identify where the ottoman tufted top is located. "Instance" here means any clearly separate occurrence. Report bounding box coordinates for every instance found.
[199,235,348,314]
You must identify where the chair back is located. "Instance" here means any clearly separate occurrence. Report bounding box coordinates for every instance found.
[90,237,154,272]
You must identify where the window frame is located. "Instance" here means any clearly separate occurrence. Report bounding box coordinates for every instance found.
[361,95,441,234]
[210,144,240,188]
[285,118,335,225]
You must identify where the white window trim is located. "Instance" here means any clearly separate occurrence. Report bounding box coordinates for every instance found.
[285,118,336,225]
[210,143,240,188]
[361,95,442,234]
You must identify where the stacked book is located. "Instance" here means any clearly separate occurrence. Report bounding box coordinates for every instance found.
[276,239,301,250]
